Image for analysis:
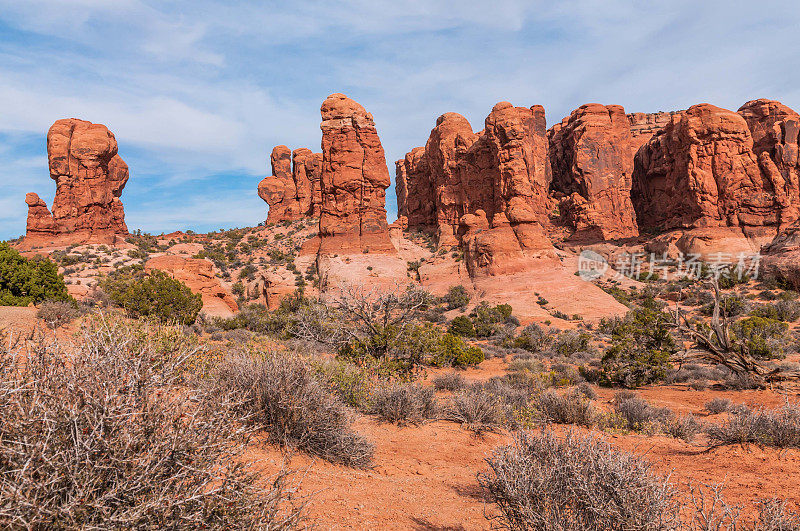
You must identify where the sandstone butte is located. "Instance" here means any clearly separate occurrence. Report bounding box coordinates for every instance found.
[258,146,323,223]
[22,118,129,249]
[144,255,239,318]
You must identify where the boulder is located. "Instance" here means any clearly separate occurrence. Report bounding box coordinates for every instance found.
[23,118,129,248]
[318,93,395,254]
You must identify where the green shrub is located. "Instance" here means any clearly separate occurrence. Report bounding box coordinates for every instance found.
[0,243,71,306]
[751,300,800,322]
[553,330,592,357]
[444,285,470,310]
[599,306,676,388]
[102,270,203,325]
[432,333,485,367]
[470,302,514,337]
[514,323,553,352]
[730,316,789,360]
[448,315,475,337]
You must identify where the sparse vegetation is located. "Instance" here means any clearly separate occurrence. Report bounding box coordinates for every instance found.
[479,429,680,530]
[0,316,303,529]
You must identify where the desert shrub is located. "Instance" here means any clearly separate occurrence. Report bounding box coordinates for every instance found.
[701,293,748,317]
[612,393,672,433]
[531,389,597,427]
[369,382,436,425]
[478,429,679,530]
[704,398,733,414]
[444,285,470,310]
[575,382,597,400]
[513,322,553,352]
[755,498,800,530]
[470,302,514,338]
[36,299,82,329]
[705,402,800,449]
[0,317,302,529]
[0,242,71,306]
[433,371,467,391]
[662,414,702,442]
[553,330,592,357]
[102,269,203,325]
[314,358,375,410]
[448,315,475,337]
[751,300,800,322]
[213,303,289,336]
[430,333,485,368]
[730,316,790,359]
[599,306,676,388]
[215,352,374,468]
[442,386,504,433]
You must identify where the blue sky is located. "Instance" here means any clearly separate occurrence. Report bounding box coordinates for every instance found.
[1,0,799,240]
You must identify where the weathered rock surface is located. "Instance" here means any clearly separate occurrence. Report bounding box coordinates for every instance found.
[762,221,800,289]
[23,118,129,248]
[145,255,238,317]
[632,103,783,232]
[548,104,639,241]
[258,145,322,223]
[318,93,395,254]
[628,111,684,151]
[397,102,554,276]
[738,99,800,227]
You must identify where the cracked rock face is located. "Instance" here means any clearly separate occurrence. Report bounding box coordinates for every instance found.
[632,103,784,231]
[318,93,395,254]
[548,103,639,241]
[24,118,129,247]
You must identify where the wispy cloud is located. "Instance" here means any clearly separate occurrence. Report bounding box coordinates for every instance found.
[0,0,799,238]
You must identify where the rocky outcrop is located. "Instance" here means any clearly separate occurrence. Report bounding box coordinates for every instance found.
[145,255,238,317]
[395,146,433,230]
[258,145,322,223]
[318,93,395,254]
[762,221,800,289]
[628,111,684,151]
[548,104,639,241]
[397,102,554,275]
[738,99,800,227]
[632,103,784,232]
[23,118,129,248]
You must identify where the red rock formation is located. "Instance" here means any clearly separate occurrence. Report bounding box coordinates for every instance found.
[632,103,782,232]
[258,145,322,223]
[738,99,800,227]
[548,104,639,241]
[318,93,395,254]
[395,146,434,230]
[23,118,129,248]
[627,111,684,151]
[398,102,554,275]
[145,255,238,317]
[763,221,800,289]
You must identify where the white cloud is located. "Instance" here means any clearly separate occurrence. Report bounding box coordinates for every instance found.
[1,0,799,239]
